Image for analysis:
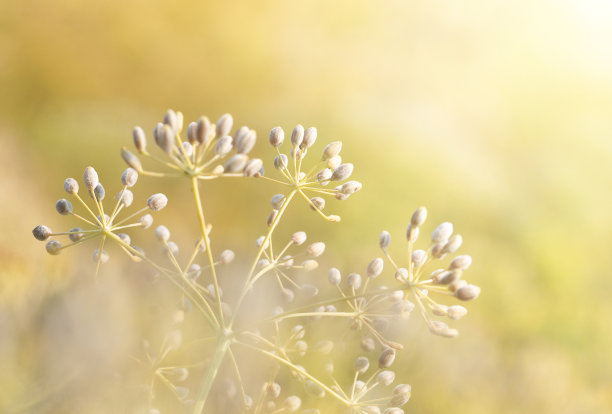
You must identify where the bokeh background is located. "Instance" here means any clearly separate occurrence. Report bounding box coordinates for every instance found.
[1,0,612,413]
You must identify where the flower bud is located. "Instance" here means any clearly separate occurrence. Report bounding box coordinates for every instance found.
[377,370,396,386]
[367,258,384,278]
[155,225,170,242]
[147,193,168,211]
[410,206,427,226]
[291,231,307,245]
[133,126,147,153]
[33,225,52,241]
[331,163,353,181]
[216,113,233,137]
[354,356,370,374]
[121,168,138,187]
[432,222,453,243]
[93,184,105,201]
[379,231,391,249]
[64,178,79,194]
[378,348,396,368]
[306,242,325,257]
[301,127,317,148]
[83,166,99,191]
[243,158,263,177]
[219,249,235,264]
[328,268,341,285]
[322,141,342,160]
[455,284,481,301]
[449,254,472,270]
[196,116,211,144]
[214,136,233,156]
[274,154,288,169]
[45,240,62,255]
[269,126,285,147]
[117,189,134,207]
[55,199,73,215]
[290,124,304,147]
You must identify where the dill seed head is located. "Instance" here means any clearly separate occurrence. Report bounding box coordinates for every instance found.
[132,126,146,153]
[244,158,263,177]
[448,305,468,320]
[139,214,153,228]
[216,113,234,137]
[328,267,341,285]
[306,242,325,257]
[45,240,62,255]
[196,116,211,144]
[155,225,170,242]
[33,225,52,241]
[214,136,233,156]
[322,141,342,161]
[94,184,105,201]
[117,189,134,207]
[432,222,453,243]
[219,249,235,264]
[379,231,391,249]
[301,127,317,149]
[224,154,249,173]
[147,193,168,211]
[290,125,304,147]
[331,163,354,181]
[354,356,370,374]
[377,370,396,386]
[121,148,143,172]
[291,231,307,245]
[69,227,84,242]
[64,178,79,194]
[55,199,73,215]
[367,258,384,278]
[121,168,138,187]
[378,348,396,368]
[455,284,481,301]
[391,384,412,407]
[269,126,285,147]
[83,166,99,191]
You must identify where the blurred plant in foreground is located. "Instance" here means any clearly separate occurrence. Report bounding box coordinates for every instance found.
[32,110,481,414]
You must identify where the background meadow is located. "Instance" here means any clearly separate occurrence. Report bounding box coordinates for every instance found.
[1,0,611,413]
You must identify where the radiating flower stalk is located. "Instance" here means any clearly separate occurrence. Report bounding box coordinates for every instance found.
[33,110,481,414]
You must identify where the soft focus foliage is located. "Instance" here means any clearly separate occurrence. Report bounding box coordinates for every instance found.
[1,0,612,413]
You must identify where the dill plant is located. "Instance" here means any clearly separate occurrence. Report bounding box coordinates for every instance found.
[33,110,481,414]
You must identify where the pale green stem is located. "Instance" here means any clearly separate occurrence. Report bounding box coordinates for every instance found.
[191,338,230,414]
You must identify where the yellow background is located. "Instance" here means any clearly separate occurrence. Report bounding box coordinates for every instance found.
[1,0,611,413]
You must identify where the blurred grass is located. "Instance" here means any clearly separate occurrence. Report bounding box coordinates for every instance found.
[1,0,612,412]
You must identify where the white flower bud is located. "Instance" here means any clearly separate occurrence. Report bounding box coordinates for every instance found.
[219,249,235,264]
[331,163,353,181]
[377,370,396,386]
[450,254,472,270]
[432,222,453,243]
[322,141,342,160]
[354,356,370,374]
[45,240,62,255]
[33,225,52,241]
[410,206,427,226]
[147,193,168,211]
[290,125,304,147]
[448,305,468,320]
[55,199,72,215]
[133,126,147,152]
[83,166,99,191]
[243,158,263,177]
[328,268,341,285]
[301,127,317,148]
[196,116,211,144]
[139,214,153,228]
[291,231,307,245]
[216,113,233,137]
[64,178,79,194]
[155,225,170,242]
[214,136,233,156]
[224,154,248,173]
[347,273,362,290]
[269,126,285,147]
[121,168,138,187]
[455,284,481,301]
[367,258,384,278]
[117,189,134,207]
[379,230,391,249]
[306,242,325,257]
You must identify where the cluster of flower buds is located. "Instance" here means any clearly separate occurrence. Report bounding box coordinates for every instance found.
[122,110,263,180]
[32,166,167,272]
[266,125,362,222]
[376,206,481,337]
[254,231,325,303]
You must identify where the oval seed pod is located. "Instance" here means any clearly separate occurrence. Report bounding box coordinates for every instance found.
[133,126,147,152]
[118,233,131,245]
[214,136,233,156]
[216,113,233,137]
[196,116,211,144]
[243,158,263,177]
[163,109,179,133]
[64,178,79,194]
[186,121,197,144]
[117,189,134,207]
[432,222,453,242]
[55,199,73,215]
[405,224,419,243]
[377,370,396,386]
[360,337,376,352]
[354,356,370,374]
[157,124,176,155]
[306,242,325,257]
[450,254,472,270]
[367,258,384,278]
[331,163,353,181]
[290,124,304,147]
[93,249,109,264]
[139,214,153,228]
[395,267,408,281]
[410,206,427,226]
[455,284,481,301]
[316,168,333,183]
[236,129,256,154]
[339,180,362,195]
[301,127,317,149]
[179,142,193,159]
[83,166,99,191]
[33,225,52,241]
[328,267,341,285]
[155,225,170,242]
[322,141,342,160]
[121,168,139,187]
[219,249,235,264]
[448,305,468,320]
[379,230,391,249]
[274,153,288,169]
[121,147,143,172]
[411,250,427,268]
[379,348,396,368]
[224,154,249,173]
[271,194,285,209]
[391,384,412,407]
[283,396,301,412]
[309,197,325,211]
[347,273,362,290]
[443,234,463,254]
[45,240,62,255]
[267,209,278,227]
[302,260,319,271]
[291,231,307,245]
[384,408,404,414]
[269,126,284,147]
[147,193,168,211]
[93,184,105,201]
